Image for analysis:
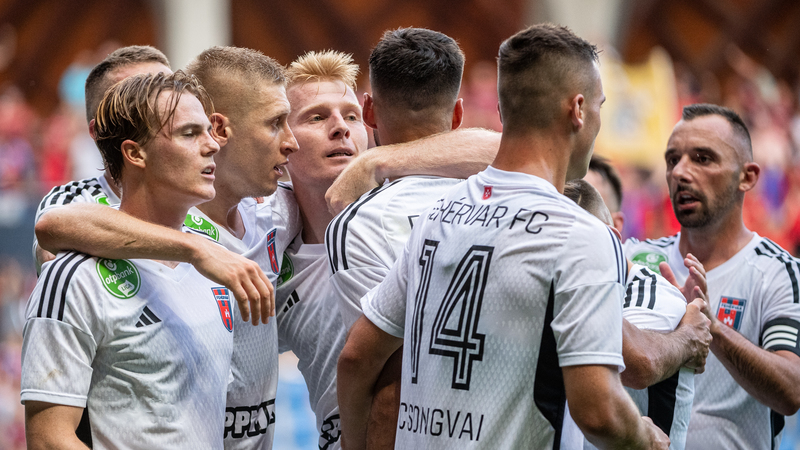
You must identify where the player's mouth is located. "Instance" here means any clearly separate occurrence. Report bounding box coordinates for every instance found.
[674,188,701,210]
[326,148,354,158]
[202,164,215,179]
[274,161,288,176]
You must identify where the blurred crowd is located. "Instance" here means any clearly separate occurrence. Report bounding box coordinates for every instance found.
[1,45,800,448]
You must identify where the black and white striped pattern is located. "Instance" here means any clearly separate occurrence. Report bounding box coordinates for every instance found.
[607,227,627,285]
[754,238,800,304]
[624,267,658,310]
[762,318,800,355]
[325,180,401,274]
[36,252,92,321]
[37,177,104,213]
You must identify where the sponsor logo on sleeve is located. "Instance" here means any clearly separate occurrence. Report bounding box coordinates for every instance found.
[213,287,234,332]
[276,253,293,287]
[266,229,279,274]
[96,258,141,299]
[631,251,667,274]
[717,296,747,331]
[184,214,220,241]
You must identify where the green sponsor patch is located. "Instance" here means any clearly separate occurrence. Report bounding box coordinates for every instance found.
[95,195,110,206]
[96,258,141,299]
[276,254,294,287]
[184,214,220,241]
[631,251,667,274]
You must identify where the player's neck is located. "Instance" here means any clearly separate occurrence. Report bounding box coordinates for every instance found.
[103,171,122,198]
[196,192,245,240]
[492,133,570,192]
[292,181,333,245]
[679,210,753,272]
[118,185,189,232]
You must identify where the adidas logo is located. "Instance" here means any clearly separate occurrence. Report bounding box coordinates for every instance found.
[135,306,162,328]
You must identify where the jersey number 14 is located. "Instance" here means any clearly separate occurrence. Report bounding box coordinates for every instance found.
[410,240,493,391]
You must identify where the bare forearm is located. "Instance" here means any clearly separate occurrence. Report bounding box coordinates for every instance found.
[25,403,89,450]
[711,322,800,415]
[338,351,382,450]
[372,128,500,181]
[621,321,694,389]
[36,203,200,262]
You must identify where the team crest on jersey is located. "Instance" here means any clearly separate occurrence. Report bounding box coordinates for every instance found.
[717,296,747,331]
[631,251,667,274]
[184,214,220,241]
[213,287,234,332]
[266,229,279,274]
[96,258,141,299]
[276,253,293,287]
[483,186,492,200]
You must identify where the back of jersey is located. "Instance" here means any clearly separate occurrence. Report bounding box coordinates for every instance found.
[364,166,626,449]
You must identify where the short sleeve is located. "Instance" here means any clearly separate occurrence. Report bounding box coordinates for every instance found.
[553,217,625,369]
[361,239,412,339]
[21,253,102,407]
[759,257,800,356]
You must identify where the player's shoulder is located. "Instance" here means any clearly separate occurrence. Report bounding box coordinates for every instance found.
[37,177,109,213]
[33,252,103,320]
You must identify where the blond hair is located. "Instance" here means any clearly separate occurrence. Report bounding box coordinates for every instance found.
[286,50,359,91]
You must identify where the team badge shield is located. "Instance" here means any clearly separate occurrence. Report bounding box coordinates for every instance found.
[717,296,747,331]
[213,287,234,332]
[266,229,279,274]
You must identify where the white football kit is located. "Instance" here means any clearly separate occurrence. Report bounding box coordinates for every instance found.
[21,242,234,449]
[276,235,346,450]
[581,264,694,450]
[33,176,119,273]
[625,233,800,450]
[186,194,298,450]
[325,176,461,330]
[362,166,627,449]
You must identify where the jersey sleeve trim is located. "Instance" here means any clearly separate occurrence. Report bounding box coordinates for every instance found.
[326,180,402,274]
[625,267,658,309]
[762,317,800,356]
[754,238,800,304]
[36,178,104,217]
[20,389,87,407]
[36,252,93,321]
[361,293,404,338]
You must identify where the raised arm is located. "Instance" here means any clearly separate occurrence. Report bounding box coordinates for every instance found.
[326,128,500,214]
[564,364,669,449]
[36,203,273,325]
[337,315,403,450]
[25,402,88,450]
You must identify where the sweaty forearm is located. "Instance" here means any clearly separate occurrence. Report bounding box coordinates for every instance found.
[36,203,200,263]
[712,322,800,415]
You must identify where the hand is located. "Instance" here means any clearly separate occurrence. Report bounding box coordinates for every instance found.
[641,416,670,449]
[190,237,274,326]
[659,253,707,303]
[676,297,712,373]
[325,154,381,215]
[35,244,56,267]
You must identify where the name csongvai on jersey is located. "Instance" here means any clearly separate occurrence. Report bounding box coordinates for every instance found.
[398,402,485,442]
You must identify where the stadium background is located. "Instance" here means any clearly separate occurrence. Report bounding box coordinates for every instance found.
[0,0,798,448]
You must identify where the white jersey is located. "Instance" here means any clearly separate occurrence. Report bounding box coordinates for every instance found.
[325,176,461,330]
[362,166,627,449]
[625,233,800,450]
[581,264,694,450]
[33,176,119,273]
[21,244,234,449]
[186,194,297,450]
[276,236,346,450]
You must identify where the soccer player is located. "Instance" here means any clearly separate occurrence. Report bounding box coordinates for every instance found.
[585,155,625,232]
[325,27,466,448]
[338,23,669,450]
[34,46,273,322]
[22,71,235,449]
[563,179,697,449]
[37,46,299,449]
[624,104,800,449]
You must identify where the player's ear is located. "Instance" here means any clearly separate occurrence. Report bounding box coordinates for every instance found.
[363,93,377,130]
[451,98,464,130]
[569,94,585,131]
[740,161,760,192]
[88,119,97,140]
[210,113,231,146]
[121,139,146,170]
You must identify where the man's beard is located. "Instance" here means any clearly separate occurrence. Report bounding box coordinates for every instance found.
[672,180,739,229]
